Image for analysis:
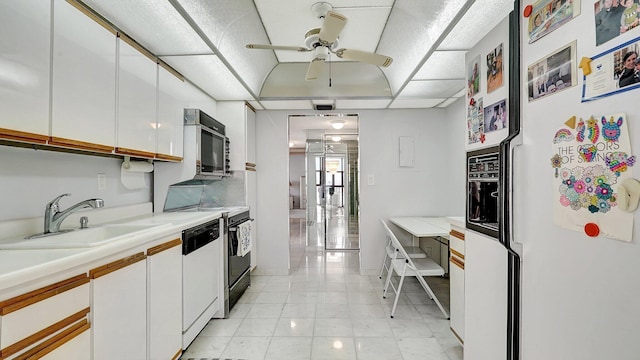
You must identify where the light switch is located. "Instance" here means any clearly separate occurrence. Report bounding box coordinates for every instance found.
[367,174,375,186]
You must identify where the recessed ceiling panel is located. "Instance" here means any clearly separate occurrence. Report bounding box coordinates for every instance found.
[160,55,252,100]
[399,79,466,98]
[414,50,466,80]
[378,0,471,95]
[438,0,513,50]
[82,0,211,55]
[260,62,391,99]
[178,0,278,97]
[437,97,461,107]
[389,98,446,108]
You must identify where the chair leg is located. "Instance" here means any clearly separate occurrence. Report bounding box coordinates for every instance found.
[416,275,449,319]
[379,254,388,279]
[382,261,395,298]
[390,265,407,318]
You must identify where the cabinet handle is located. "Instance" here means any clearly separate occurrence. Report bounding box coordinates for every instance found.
[450,256,465,270]
[171,348,183,360]
[450,248,464,260]
[0,274,89,316]
[0,307,89,358]
[0,128,48,144]
[155,153,183,162]
[449,229,465,240]
[89,252,146,279]
[49,137,114,153]
[13,318,91,360]
[115,147,156,159]
[147,238,182,256]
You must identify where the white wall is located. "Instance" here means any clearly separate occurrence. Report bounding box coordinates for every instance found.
[255,103,466,275]
[289,152,305,209]
[0,146,150,221]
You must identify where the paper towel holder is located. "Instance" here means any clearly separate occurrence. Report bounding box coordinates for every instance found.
[122,156,152,170]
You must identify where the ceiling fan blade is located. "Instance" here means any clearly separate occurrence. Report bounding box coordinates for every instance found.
[305,58,325,81]
[318,11,347,44]
[335,49,393,67]
[246,44,310,52]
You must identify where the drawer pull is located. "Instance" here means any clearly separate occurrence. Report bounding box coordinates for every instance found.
[450,256,465,270]
[90,252,146,279]
[147,238,182,256]
[450,248,464,260]
[449,229,465,240]
[0,274,89,316]
[13,319,90,360]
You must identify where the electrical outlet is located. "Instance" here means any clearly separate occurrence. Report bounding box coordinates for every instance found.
[425,247,433,258]
[97,173,106,191]
[367,174,375,186]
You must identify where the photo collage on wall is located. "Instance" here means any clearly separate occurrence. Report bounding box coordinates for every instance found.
[528,0,581,43]
[467,44,507,144]
[550,113,635,242]
[527,41,577,101]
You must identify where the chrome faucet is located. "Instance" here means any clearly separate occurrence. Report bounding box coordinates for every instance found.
[44,194,104,234]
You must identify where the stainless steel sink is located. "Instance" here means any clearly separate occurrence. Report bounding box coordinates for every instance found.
[0,224,168,249]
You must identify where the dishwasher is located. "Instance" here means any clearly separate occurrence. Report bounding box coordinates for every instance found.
[181,217,221,348]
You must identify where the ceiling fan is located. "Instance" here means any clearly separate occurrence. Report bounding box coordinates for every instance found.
[246,2,393,81]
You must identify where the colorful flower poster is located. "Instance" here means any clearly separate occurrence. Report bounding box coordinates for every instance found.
[550,113,635,242]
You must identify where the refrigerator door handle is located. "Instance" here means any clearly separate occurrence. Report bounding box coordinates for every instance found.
[508,133,524,255]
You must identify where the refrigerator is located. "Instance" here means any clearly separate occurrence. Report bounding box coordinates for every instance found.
[516,0,640,359]
[467,0,640,359]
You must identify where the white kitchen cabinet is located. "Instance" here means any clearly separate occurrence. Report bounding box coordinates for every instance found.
[0,0,50,144]
[0,274,91,359]
[156,63,185,161]
[449,223,465,345]
[116,36,158,159]
[147,238,182,360]
[90,253,147,360]
[246,104,256,165]
[51,0,116,153]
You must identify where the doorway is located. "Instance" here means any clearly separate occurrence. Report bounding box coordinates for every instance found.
[288,115,360,254]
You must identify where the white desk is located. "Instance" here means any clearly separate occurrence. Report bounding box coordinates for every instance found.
[389,216,456,274]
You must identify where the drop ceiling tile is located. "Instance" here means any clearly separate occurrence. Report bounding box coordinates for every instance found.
[414,50,466,80]
[399,79,465,98]
[82,0,211,55]
[438,0,513,50]
[261,100,313,110]
[160,55,252,101]
[389,98,446,108]
[336,99,391,109]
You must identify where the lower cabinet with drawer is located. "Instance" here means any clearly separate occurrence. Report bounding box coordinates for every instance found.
[0,274,91,359]
[90,252,147,360]
[449,226,465,346]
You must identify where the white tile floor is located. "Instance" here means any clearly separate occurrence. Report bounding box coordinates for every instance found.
[180,212,463,360]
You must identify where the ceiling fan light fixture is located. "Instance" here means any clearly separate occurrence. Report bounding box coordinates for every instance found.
[330,119,345,129]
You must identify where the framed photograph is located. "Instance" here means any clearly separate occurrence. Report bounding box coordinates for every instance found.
[527,41,577,102]
[528,0,580,43]
[486,44,504,93]
[467,55,481,98]
[467,97,484,144]
[595,0,639,47]
[582,35,640,101]
[483,99,507,133]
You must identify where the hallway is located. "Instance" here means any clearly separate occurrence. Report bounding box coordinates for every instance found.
[180,212,462,359]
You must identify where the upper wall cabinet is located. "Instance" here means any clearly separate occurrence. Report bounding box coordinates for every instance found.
[0,1,51,143]
[115,37,157,159]
[51,0,116,153]
[156,64,185,161]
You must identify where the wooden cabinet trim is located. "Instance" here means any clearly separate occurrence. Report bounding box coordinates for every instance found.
[0,307,89,358]
[449,229,465,241]
[245,102,256,112]
[65,0,117,35]
[450,327,464,345]
[155,153,183,162]
[118,33,156,63]
[246,167,257,171]
[13,318,90,360]
[49,137,114,153]
[158,60,184,81]
[0,128,48,144]
[147,238,182,256]
[171,348,183,360]
[114,147,156,159]
[450,249,465,261]
[450,256,465,270]
[89,252,146,279]
[245,162,257,168]
[0,274,89,316]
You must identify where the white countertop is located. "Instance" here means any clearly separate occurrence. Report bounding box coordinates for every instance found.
[0,210,223,292]
[388,216,452,238]
[447,216,465,229]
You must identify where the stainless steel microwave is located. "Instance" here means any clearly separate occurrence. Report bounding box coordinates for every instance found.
[184,109,229,178]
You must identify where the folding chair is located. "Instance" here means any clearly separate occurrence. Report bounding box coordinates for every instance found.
[378,229,426,280]
[380,219,449,319]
